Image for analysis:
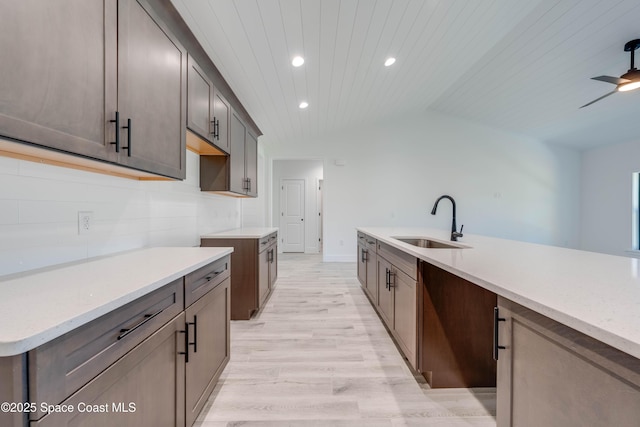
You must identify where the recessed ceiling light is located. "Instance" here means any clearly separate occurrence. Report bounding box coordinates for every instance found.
[299,101,309,109]
[292,56,305,67]
[384,57,396,67]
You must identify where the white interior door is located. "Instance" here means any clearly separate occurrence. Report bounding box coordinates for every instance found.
[281,179,305,253]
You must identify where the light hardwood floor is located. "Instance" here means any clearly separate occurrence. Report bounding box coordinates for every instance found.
[196,254,496,426]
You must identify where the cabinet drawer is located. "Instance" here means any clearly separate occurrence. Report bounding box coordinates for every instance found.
[259,235,271,252]
[364,235,377,252]
[184,255,230,308]
[29,279,183,420]
[268,232,278,245]
[33,313,185,427]
[378,241,417,280]
[357,231,366,245]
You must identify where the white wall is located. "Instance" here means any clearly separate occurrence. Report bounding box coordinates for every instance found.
[272,159,324,253]
[580,139,640,256]
[264,110,581,261]
[0,143,240,275]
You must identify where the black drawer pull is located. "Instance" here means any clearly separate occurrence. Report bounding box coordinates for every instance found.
[117,309,163,341]
[204,269,225,282]
[493,307,506,360]
[110,111,120,152]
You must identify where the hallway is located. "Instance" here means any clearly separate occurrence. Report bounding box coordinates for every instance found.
[196,254,496,426]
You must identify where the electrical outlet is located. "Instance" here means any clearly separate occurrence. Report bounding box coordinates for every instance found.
[78,211,93,235]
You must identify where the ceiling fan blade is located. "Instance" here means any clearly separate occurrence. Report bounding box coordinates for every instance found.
[580,90,617,108]
[592,75,630,85]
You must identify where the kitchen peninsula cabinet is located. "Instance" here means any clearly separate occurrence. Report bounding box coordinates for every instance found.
[0,0,187,180]
[0,248,232,427]
[421,262,496,388]
[496,296,640,427]
[375,241,419,370]
[201,228,278,320]
[200,111,258,197]
[357,232,378,304]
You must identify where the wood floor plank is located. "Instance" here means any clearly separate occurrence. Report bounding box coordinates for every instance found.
[195,254,496,426]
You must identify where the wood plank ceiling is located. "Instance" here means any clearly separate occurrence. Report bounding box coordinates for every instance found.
[171,0,640,150]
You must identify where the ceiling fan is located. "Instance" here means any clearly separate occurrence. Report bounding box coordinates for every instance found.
[581,39,640,108]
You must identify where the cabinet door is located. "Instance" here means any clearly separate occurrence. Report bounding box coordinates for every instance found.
[377,257,394,329]
[212,88,230,153]
[185,278,230,427]
[33,314,186,427]
[393,268,417,369]
[357,244,367,287]
[365,251,378,305]
[245,131,258,197]
[0,0,117,161]
[187,55,213,142]
[269,245,278,289]
[496,297,640,427]
[229,111,246,194]
[117,0,186,179]
[258,248,270,307]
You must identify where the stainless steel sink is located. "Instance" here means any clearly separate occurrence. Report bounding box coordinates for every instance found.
[393,237,468,249]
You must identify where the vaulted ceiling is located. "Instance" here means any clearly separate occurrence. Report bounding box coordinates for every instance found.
[170,0,640,150]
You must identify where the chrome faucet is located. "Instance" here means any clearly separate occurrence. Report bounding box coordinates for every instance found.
[431,195,464,241]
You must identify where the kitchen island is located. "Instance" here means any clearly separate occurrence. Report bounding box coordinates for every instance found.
[201,227,278,320]
[0,246,233,427]
[357,227,640,427]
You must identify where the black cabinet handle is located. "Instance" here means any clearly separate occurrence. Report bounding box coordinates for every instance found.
[122,118,131,157]
[493,307,506,360]
[179,322,190,363]
[388,270,395,289]
[385,268,390,290]
[361,249,366,263]
[117,309,163,341]
[205,269,225,282]
[215,119,220,140]
[110,111,120,152]
[189,315,197,353]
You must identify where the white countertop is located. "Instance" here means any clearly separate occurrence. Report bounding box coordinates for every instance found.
[358,227,640,360]
[201,227,278,239]
[0,247,233,357]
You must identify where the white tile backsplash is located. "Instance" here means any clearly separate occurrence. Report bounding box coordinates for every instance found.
[0,149,240,276]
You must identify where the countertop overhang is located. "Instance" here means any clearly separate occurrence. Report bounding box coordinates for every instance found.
[0,247,233,357]
[358,227,640,360]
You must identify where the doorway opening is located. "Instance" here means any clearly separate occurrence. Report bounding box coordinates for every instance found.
[272,159,324,254]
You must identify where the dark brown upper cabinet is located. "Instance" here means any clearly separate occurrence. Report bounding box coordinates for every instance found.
[186,55,231,155]
[0,0,187,180]
[200,109,258,197]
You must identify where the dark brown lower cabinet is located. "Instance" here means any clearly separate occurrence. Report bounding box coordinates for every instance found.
[33,314,186,427]
[496,296,640,427]
[201,233,277,320]
[185,278,230,427]
[421,262,496,388]
[374,242,418,370]
[0,257,231,427]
